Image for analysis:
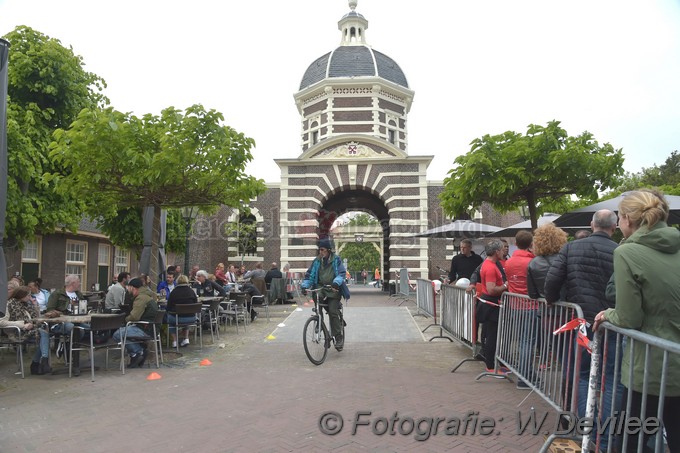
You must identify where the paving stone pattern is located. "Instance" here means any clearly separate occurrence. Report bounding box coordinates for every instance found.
[0,286,559,452]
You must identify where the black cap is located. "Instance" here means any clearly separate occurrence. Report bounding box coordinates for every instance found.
[127,278,144,288]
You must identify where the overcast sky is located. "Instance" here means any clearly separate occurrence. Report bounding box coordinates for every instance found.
[2,0,679,184]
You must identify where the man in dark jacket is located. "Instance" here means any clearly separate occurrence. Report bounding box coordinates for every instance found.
[448,239,483,282]
[544,209,618,323]
[112,278,158,368]
[264,262,283,289]
[543,209,619,448]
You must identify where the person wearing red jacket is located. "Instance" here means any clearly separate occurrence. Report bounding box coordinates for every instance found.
[503,230,537,388]
[504,231,534,295]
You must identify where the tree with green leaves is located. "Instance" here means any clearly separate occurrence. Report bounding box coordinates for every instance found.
[440,120,625,229]
[339,242,379,277]
[347,213,378,226]
[223,210,258,267]
[2,26,107,248]
[49,104,266,284]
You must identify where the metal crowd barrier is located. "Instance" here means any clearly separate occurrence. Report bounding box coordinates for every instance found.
[414,278,450,342]
[439,283,481,370]
[580,322,680,453]
[392,268,416,306]
[493,294,586,412]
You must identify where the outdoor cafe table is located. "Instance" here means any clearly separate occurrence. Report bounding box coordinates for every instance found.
[35,314,121,374]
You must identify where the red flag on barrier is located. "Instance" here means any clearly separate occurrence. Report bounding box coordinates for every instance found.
[553,317,592,353]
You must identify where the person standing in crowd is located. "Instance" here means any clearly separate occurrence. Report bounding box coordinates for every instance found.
[5,287,51,375]
[105,272,130,311]
[593,190,680,452]
[526,224,568,300]
[112,278,158,368]
[544,209,618,448]
[301,237,350,351]
[27,279,51,313]
[449,239,483,282]
[166,275,198,348]
[504,231,534,295]
[477,239,508,374]
[500,239,510,264]
[361,269,368,285]
[503,231,536,387]
[574,229,591,240]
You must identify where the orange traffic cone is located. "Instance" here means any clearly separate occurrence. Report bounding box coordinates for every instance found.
[146,372,162,380]
[200,359,212,366]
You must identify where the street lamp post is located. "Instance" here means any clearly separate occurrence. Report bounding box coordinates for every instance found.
[181,206,198,276]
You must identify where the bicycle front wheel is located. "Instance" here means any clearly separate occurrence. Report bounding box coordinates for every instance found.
[303,315,329,365]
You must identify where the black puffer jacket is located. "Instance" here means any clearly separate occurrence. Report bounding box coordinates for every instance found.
[527,254,558,300]
[544,231,617,323]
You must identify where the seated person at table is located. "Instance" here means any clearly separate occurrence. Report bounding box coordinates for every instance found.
[239,282,262,322]
[166,275,198,347]
[45,274,86,375]
[243,262,267,281]
[112,278,158,368]
[27,279,51,314]
[214,263,228,286]
[222,264,238,292]
[264,262,283,290]
[104,272,130,311]
[5,287,52,375]
[156,272,176,300]
[192,270,227,297]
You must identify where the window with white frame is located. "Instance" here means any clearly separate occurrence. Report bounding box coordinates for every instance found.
[65,240,87,290]
[98,244,110,266]
[21,237,42,282]
[114,248,129,276]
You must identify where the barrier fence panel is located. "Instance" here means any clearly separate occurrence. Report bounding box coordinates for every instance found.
[493,295,586,415]
[439,284,481,370]
[394,268,415,306]
[415,278,451,342]
[580,323,680,453]
[415,278,435,319]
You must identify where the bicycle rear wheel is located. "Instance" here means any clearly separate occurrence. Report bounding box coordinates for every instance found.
[303,315,328,365]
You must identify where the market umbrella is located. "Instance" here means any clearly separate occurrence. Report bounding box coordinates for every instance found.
[553,193,680,227]
[414,219,501,238]
[486,213,588,237]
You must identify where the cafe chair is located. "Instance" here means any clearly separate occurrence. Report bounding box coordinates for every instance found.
[167,303,203,353]
[203,299,222,343]
[268,278,287,305]
[70,313,126,382]
[121,310,166,371]
[251,277,269,322]
[222,292,248,333]
[0,326,28,379]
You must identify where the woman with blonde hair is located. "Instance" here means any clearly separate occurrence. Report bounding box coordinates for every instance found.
[594,189,680,451]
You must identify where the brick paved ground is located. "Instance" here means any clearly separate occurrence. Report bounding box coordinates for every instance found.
[0,286,561,452]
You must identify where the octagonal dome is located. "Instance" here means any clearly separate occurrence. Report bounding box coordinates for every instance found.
[299,45,409,91]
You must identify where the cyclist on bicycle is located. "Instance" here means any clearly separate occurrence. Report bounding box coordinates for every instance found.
[301,237,350,350]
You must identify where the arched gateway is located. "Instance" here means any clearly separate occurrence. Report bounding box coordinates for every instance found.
[191,1,462,282]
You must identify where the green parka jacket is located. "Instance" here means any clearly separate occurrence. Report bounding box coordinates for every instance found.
[604,221,680,396]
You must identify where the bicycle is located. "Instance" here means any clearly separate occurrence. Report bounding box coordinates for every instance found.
[302,286,345,366]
